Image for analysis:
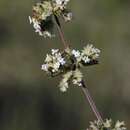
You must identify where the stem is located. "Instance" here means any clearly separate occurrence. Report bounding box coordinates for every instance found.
[54,15,68,48]
[81,81,103,123]
[54,15,103,123]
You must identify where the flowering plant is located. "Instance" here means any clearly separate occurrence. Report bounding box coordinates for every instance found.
[29,0,127,130]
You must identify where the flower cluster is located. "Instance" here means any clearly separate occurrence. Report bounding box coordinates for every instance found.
[41,44,100,92]
[41,49,66,73]
[29,0,72,37]
[59,69,83,92]
[87,119,127,130]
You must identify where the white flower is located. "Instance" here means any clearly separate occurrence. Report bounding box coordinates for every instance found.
[53,50,65,65]
[92,48,100,54]
[82,56,90,63]
[57,57,66,65]
[90,123,99,130]
[72,69,83,86]
[82,44,93,56]
[53,0,70,11]
[92,53,100,59]
[88,119,127,130]
[41,64,48,71]
[45,54,52,62]
[33,21,40,29]
[72,49,80,58]
[29,16,41,34]
[53,62,60,70]
[59,71,73,92]
[103,119,112,128]
[51,69,54,72]
[55,0,63,5]
[72,79,82,86]
[82,44,100,56]
[42,49,66,74]
[52,50,66,65]
[55,0,70,6]
[63,71,73,82]
[59,82,68,92]
[40,1,53,20]
[29,1,54,38]
[29,16,53,38]
[51,49,59,55]
[82,44,100,61]
[43,31,53,38]
[115,121,125,128]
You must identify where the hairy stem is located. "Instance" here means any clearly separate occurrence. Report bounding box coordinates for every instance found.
[54,15,68,48]
[81,81,103,123]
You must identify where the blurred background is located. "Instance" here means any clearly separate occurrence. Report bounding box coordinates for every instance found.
[0,0,130,130]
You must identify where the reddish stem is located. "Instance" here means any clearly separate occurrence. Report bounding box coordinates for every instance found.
[54,15,68,48]
[81,81,103,123]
